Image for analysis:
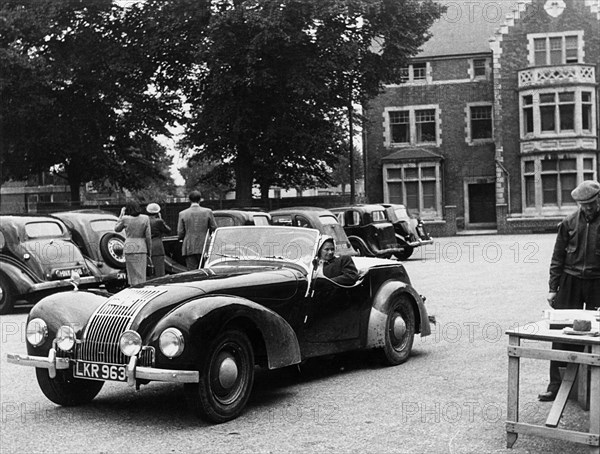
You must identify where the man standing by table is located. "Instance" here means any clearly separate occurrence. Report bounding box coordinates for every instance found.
[539,179,600,401]
[177,190,217,270]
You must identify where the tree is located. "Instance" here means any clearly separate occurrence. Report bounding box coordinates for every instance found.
[0,0,193,201]
[178,0,441,205]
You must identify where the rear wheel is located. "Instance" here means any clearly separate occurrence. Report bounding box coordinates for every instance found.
[379,295,416,366]
[185,330,255,423]
[36,367,104,406]
[0,274,15,315]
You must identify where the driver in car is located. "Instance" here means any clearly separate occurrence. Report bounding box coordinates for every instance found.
[315,237,359,286]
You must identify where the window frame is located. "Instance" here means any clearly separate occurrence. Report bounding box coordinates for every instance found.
[399,62,431,84]
[466,103,494,144]
[527,31,584,66]
[470,57,490,80]
[520,87,597,139]
[521,154,598,215]
[383,162,442,219]
[384,105,441,148]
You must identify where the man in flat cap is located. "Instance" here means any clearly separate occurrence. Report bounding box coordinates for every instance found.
[539,180,600,401]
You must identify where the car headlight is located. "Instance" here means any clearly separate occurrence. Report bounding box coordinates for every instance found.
[119,330,142,357]
[159,328,185,358]
[56,325,76,352]
[26,318,48,347]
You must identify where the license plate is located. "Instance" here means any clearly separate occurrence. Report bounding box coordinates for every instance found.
[117,272,126,280]
[75,361,127,382]
[55,267,85,279]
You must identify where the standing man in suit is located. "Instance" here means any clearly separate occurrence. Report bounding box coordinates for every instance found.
[177,191,217,270]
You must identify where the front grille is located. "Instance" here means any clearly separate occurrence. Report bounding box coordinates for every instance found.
[77,288,165,365]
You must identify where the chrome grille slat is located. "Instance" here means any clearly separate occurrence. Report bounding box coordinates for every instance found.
[78,288,165,365]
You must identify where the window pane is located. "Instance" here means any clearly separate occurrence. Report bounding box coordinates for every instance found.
[422,181,436,210]
[387,168,402,179]
[404,168,418,179]
[523,107,534,134]
[584,158,593,170]
[525,175,535,207]
[391,124,409,143]
[473,59,486,76]
[540,93,555,103]
[471,106,493,139]
[541,159,557,171]
[413,63,427,80]
[559,104,574,131]
[582,103,592,131]
[421,166,436,179]
[559,159,576,171]
[560,173,577,205]
[388,182,403,204]
[540,105,555,131]
[549,37,562,65]
[534,38,546,65]
[524,161,535,173]
[405,182,419,210]
[565,36,578,63]
[542,174,557,205]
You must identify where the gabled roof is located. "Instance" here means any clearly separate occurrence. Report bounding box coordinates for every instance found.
[416,0,506,58]
[382,147,444,162]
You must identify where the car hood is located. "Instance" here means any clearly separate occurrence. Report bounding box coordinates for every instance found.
[98,266,306,334]
[21,238,90,278]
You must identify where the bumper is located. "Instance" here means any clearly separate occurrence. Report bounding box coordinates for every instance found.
[29,276,100,293]
[373,247,406,258]
[7,349,199,385]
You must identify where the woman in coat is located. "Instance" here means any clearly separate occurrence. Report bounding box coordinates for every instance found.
[115,200,151,286]
[146,202,171,278]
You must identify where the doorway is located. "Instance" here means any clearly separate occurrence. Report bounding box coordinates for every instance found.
[466,181,496,228]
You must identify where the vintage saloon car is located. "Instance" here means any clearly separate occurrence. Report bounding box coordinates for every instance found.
[0,215,104,314]
[52,210,127,292]
[381,204,434,260]
[7,226,432,423]
[330,205,406,259]
[270,207,356,256]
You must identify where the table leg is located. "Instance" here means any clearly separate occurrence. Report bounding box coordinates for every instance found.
[545,363,578,428]
[507,335,520,448]
[590,344,600,454]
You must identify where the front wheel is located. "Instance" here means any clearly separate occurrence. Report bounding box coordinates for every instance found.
[379,295,416,366]
[36,367,104,406]
[394,246,414,261]
[185,330,255,423]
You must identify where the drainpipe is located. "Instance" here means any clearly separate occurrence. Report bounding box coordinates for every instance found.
[495,159,511,214]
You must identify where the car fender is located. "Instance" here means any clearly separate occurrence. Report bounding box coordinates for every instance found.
[347,235,372,255]
[0,256,40,296]
[366,280,431,349]
[148,295,302,370]
[394,234,410,248]
[26,291,109,355]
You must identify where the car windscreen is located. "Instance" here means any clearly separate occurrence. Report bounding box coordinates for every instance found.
[25,221,64,238]
[372,211,387,221]
[90,219,118,232]
[252,215,270,226]
[215,216,235,227]
[206,226,319,270]
[394,207,409,220]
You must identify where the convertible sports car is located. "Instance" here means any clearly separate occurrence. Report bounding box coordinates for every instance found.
[7,226,432,423]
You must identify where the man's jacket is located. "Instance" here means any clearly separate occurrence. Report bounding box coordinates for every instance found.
[549,209,600,291]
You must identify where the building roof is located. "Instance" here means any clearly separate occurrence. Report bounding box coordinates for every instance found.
[416,0,507,58]
[382,147,444,162]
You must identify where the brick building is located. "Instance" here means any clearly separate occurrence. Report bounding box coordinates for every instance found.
[364,0,599,235]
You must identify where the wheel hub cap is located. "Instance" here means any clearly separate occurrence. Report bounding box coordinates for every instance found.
[217,354,239,389]
[392,315,406,341]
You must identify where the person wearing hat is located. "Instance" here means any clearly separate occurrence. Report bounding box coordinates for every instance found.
[539,179,600,401]
[147,202,171,278]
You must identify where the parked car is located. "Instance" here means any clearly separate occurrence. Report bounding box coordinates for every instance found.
[0,215,105,314]
[330,205,407,259]
[381,204,434,260]
[269,207,356,256]
[52,210,127,292]
[162,209,271,273]
[8,225,432,423]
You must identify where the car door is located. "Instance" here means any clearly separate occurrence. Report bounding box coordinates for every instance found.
[298,270,370,355]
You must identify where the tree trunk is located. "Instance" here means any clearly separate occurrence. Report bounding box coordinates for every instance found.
[68,176,81,204]
[235,145,254,206]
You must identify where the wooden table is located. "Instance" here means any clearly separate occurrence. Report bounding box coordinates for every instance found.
[506,321,600,452]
